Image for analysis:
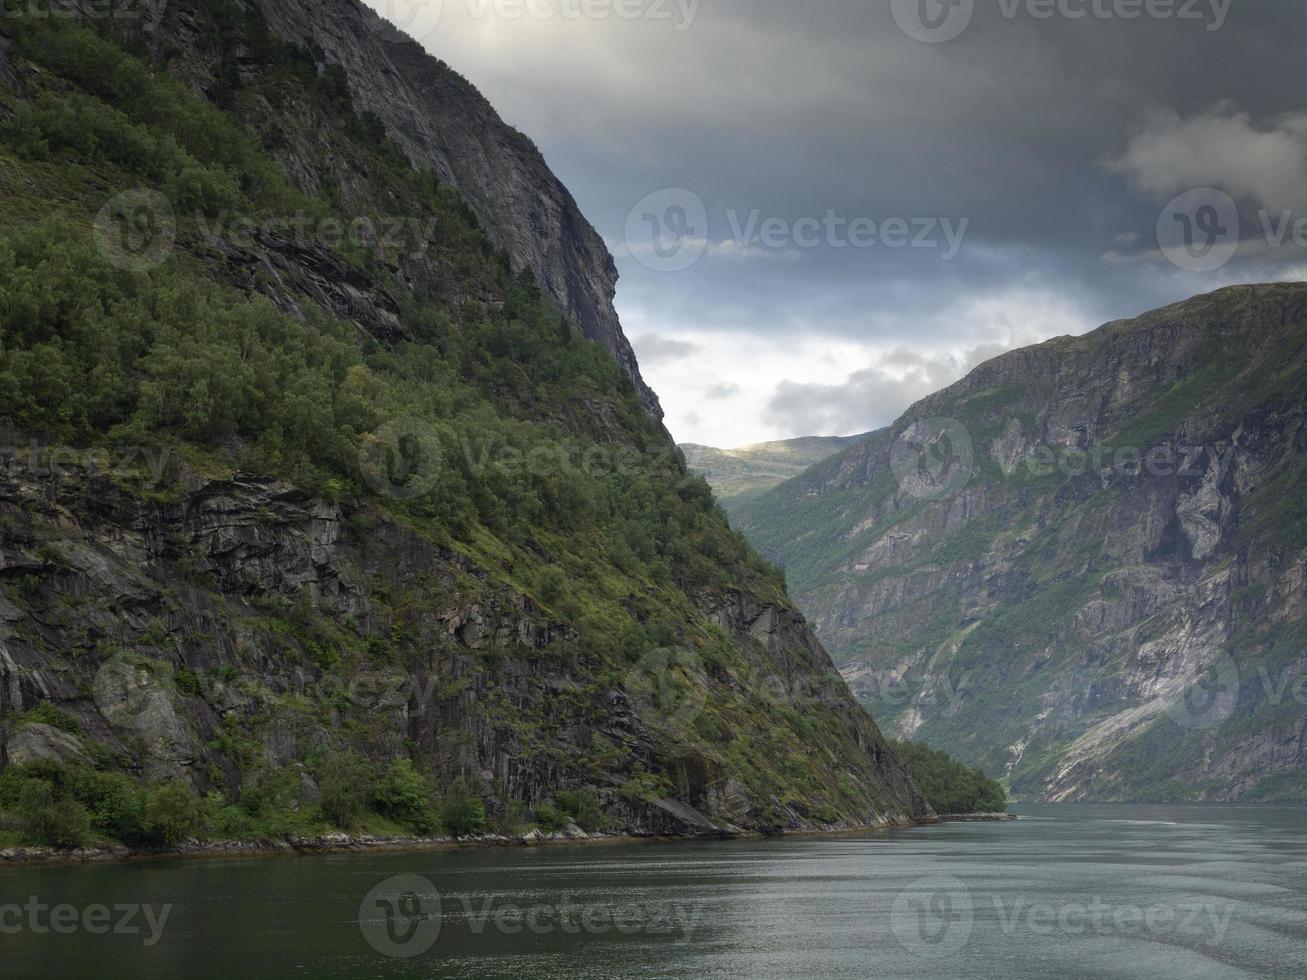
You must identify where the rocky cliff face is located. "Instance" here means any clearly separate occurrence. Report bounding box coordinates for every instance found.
[139,0,659,416]
[0,459,923,834]
[0,2,928,835]
[737,284,1307,802]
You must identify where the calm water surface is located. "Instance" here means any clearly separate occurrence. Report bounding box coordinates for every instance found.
[1,804,1305,978]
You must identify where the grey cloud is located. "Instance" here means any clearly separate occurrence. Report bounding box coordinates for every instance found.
[632,334,700,363]
[401,0,1307,441]
[705,383,741,399]
[1106,105,1307,209]
[763,370,938,439]
[761,344,1016,437]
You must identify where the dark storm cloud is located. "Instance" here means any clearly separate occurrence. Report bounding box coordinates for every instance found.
[395,0,1306,442]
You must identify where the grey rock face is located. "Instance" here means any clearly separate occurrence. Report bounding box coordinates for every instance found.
[131,0,658,413]
[0,454,928,830]
[6,723,89,767]
[237,0,659,416]
[93,659,194,779]
[738,284,1307,802]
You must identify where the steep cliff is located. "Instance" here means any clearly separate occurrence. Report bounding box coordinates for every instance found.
[737,285,1307,802]
[139,0,659,417]
[0,4,928,844]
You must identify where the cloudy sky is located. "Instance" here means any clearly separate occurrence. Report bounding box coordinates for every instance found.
[366,0,1307,447]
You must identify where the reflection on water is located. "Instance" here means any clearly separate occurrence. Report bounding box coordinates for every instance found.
[0,804,1305,978]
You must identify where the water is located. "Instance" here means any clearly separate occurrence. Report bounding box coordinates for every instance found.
[1,804,1305,978]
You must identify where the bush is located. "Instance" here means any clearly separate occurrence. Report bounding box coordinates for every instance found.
[175,667,203,698]
[0,761,156,846]
[374,759,438,833]
[19,702,83,735]
[619,768,671,805]
[315,749,373,829]
[534,802,569,833]
[554,788,607,833]
[65,767,149,844]
[494,800,528,837]
[143,780,205,844]
[167,164,242,216]
[437,778,486,837]
[17,779,92,848]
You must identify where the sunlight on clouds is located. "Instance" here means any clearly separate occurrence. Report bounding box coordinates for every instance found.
[627,286,1095,447]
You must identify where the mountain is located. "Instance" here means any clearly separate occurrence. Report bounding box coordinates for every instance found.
[0,3,929,848]
[736,284,1307,803]
[681,434,873,515]
[240,0,661,418]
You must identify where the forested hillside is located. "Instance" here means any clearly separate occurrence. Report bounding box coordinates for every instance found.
[0,6,928,850]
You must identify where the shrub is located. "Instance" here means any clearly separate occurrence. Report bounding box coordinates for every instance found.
[167,164,241,215]
[554,788,606,833]
[534,802,569,833]
[19,702,83,735]
[437,778,486,838]
[143,780,205,844]
[17,778,92,848]
[619,768,671,805]
[494,800,528,837]
[374,759,438,833]
[175,667,203,698]
[315,749,373,829]
[65,767,149,844]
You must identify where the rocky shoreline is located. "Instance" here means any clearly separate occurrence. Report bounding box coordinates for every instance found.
[0,813,1019,868]
[0,828,633,867]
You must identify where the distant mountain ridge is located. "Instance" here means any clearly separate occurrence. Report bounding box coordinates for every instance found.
[734,284,1307,802]
[681,434,875,514]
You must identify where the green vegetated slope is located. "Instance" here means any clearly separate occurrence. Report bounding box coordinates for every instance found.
[681,434,874,517]
[737,285,1307,802]
[888,740,1006,815]
[0,8,929,851]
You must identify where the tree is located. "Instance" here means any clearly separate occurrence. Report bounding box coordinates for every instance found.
[437,778,486,837]
[144,780,204,844]
[374,759,438,833]
[316,749,373,829]
[18,779,92,848]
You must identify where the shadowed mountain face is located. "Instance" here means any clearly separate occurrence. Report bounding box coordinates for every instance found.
[681,434,874,516]
[736,284,1307,802]
[0,2,930,841]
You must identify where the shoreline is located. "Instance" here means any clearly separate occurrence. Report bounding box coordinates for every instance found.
[0,813,1018,869]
